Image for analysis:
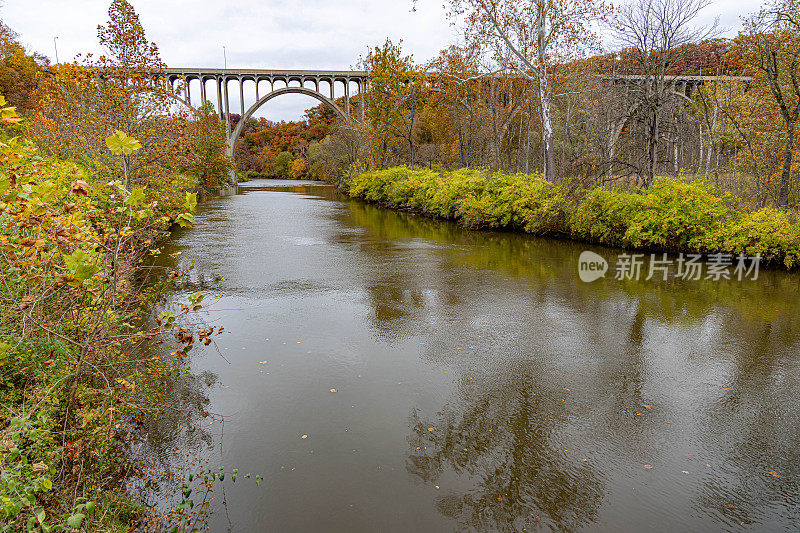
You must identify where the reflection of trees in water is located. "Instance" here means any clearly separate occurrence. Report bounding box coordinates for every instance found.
[140,365,219,454]
[343,197,800,529]
[691,315,800,527]
[129,247,223,518]
[342,198,800,334]
[128,336,223,525]
[407,370,605,531]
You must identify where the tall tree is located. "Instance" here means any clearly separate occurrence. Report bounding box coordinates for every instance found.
[739,0,800,205]
[440,0,608,179]
[30,0,186,188]
[360,39,426,168]
[612,0,717,186]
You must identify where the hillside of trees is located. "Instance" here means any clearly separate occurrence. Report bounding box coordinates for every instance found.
[243,0,800,211]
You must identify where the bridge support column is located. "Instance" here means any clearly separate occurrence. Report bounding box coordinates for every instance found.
[239,78,245,117]
[200,77,206,105]
[359,80,365,122]
[344,81,350,113]
[216,77,223,119]
[223,78,231,136]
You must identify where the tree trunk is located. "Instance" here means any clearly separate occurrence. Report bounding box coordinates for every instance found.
[524,100,532,174]
[779,121,795,206]
[645,111,658,187]
[536,2,555,180]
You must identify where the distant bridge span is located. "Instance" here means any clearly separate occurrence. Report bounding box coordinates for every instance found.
[160,68,368,165]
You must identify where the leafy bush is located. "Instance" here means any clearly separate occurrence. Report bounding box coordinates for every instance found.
[624,178,734,251]
[723,207,800,268]
[456,173,570,234]
[571,188,644,245]
[347,169,800,268]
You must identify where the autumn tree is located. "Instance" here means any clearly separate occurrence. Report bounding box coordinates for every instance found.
[424,46,488,167]
[440,0,609,179]
[29,0,187,188]
[361,39,426,168]
[738,0,800,205]
[183,102,233,192]
[0,21,47,110]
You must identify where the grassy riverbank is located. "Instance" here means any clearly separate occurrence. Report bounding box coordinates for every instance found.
[0,103,206,529]
[344,167,800,269]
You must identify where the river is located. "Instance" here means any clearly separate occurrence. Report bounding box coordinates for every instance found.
[150,179,800,532]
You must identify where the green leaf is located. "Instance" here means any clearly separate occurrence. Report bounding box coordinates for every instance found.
[66,513,84,528]
[184,192,198,213]
[175,212,195,228]
[63,249,100,281]
[105,130,141,156]
[125,187,146,207]
[85,501,95,514]
[41,478,53,491]
[0,341,12,361]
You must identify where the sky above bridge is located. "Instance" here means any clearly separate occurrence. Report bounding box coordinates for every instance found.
[5,0,761,122]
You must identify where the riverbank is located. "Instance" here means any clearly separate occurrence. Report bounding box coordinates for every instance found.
[0,115,205,528]
[343,167,800,269]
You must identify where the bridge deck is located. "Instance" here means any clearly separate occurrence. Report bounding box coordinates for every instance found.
[163,68,367,78]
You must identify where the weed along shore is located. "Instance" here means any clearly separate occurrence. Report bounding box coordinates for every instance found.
[343,167,800,269]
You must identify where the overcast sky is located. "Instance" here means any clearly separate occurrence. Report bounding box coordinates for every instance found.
[5,0,762,121]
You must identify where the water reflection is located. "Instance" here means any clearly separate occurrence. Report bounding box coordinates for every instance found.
[407,371,606,531]
[150,180,800,532]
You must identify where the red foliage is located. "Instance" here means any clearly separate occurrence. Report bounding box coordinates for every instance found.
[237,102,336,173]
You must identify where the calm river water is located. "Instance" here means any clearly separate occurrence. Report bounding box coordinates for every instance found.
[151,179,800,532]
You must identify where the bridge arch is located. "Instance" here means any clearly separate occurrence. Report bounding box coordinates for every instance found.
[226,86,351,159]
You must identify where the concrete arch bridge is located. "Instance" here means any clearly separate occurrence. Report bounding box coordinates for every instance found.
[160,68,369,170]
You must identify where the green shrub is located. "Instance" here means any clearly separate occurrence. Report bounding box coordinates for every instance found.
[346,169,800,268]
[624,178,733,251]
[571,188,643,245]
[456,173,569,234]
[723,207,800,268]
